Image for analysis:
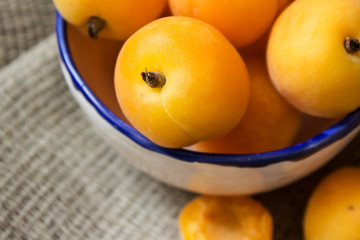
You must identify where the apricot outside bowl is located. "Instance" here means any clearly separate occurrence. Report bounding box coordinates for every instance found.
[55,13,360,195]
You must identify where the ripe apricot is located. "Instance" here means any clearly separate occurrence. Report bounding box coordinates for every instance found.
[304,167,360,240]
[53,0,167,40]
[179,195,273,240]
[267,0,360,118]
[114,16,250,148]
[168,0,278,47]
[192,57,301,154]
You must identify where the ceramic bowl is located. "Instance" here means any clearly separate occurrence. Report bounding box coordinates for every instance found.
[55,13,360,195]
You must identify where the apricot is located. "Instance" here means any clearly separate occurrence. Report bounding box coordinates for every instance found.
[114,16,250,148]
[237,0,293,56]
[168,0,278,47]
[304,167,360,240]
[53,0,167,40]
[178,195,273,240]
[192,57,301,154]
[267,0,360,118]
[278,0,293,13]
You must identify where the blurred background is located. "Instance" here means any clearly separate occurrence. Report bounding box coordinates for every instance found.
[0,1,359,239]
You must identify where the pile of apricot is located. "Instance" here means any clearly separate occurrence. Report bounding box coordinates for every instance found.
[54,0,360,239]
[55,0,359,151]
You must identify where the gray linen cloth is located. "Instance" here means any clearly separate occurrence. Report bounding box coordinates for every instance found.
[0,1,359,239]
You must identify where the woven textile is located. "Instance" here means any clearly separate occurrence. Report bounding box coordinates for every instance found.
[0,1,360,240]
[0,0,55,67]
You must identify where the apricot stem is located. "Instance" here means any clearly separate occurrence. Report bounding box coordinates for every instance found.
[344,37,360,54]
[141,68,166,88]
[87,16,106,39]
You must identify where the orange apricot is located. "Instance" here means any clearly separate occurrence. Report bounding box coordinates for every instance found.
[179,195,273,240]
[168,0,278,47]
[267,0,360,117]
[192,57,301,154]
[114,16,250,148]
[237,0,293,57]
[53,0,167,40]
[304,167,360,240]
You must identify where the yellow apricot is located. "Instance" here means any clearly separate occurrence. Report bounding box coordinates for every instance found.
[53,0,167,40]
[304,167,360,240]
[192,57,301,154]
[168,0,278,47]
[267,0,360,118]
[114,16,250,148]
[179,195,273,240]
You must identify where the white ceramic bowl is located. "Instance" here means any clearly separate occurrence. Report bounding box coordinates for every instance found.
[55,13,360,195]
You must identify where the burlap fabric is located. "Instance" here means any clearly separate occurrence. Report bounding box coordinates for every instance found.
[0,1,359,239]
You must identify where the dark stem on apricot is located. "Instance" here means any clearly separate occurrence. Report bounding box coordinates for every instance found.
[141,68,166,88]
[344,37,360,54]
[87,16,106,39]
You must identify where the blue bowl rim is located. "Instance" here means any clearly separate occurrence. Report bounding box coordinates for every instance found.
[55,12,360,167]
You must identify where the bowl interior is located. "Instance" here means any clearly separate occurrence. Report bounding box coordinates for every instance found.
[66,24,128,123]
[66,24,341,145]
[59,17,360,167]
